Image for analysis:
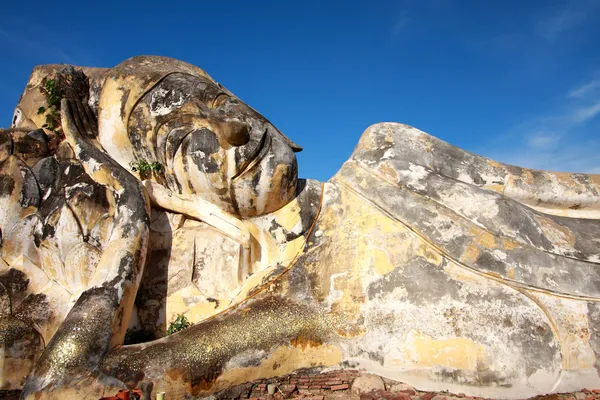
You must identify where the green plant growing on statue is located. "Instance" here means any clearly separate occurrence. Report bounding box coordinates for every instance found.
[166,314,192,335]
[38,78,63,132]
[36,69,89,137]
[129,158,163,179]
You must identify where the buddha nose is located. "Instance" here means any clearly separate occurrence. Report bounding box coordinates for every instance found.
[219,120,251,146]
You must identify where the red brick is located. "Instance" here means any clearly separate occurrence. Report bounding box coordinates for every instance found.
[309,385,322,389]
[304,397,324,400]
[331,383,350,391]
[420,393,436,400]
[299,378,310,383]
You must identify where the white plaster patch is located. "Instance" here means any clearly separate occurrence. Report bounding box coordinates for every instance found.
[492,249,507,261]
[289,219,304,236]
[456,172,475,185]
[88,88,100,110]
[224,348,267,370]
[227,147,237,180]
[397,163,429,191]
[480,171,506,187]
[11,108,22,128]
[442,188,500,224]
[193,150,207,159]
[381,148,395,160]
[323,272,347,309]
[85,157,103,174]
[149,87,185,117]
[64,182,89,197]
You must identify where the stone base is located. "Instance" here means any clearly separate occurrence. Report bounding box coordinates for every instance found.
[4,372,600,400]
[209,371,600,400]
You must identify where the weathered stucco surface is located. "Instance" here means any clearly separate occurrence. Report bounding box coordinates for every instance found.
[1,56,599,400]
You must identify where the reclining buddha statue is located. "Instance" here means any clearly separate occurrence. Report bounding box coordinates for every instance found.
[1,56,599,400]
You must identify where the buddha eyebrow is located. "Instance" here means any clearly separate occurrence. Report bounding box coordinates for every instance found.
[152,74,222,108]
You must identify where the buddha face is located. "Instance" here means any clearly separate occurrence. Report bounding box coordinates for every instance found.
[127,73,300,218]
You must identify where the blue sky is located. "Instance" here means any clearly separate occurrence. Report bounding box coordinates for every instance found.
[1,0,599,180]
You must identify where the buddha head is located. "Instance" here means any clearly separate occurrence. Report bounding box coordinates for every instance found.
[97,56,301,218]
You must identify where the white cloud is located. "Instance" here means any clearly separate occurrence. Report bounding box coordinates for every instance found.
[392,10,408,35]
[571,101,600,123]
[534,4,592,41]
[527,133,560,150]
[568,79,600,98]
[477,78,600,173]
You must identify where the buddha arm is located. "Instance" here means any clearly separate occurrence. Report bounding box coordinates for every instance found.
[356,123,600,218]
[142,180,250,247]
[100,295,329,395]
[22,99,151,396]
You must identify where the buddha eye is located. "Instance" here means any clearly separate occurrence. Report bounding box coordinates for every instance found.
[212,93,231,108]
